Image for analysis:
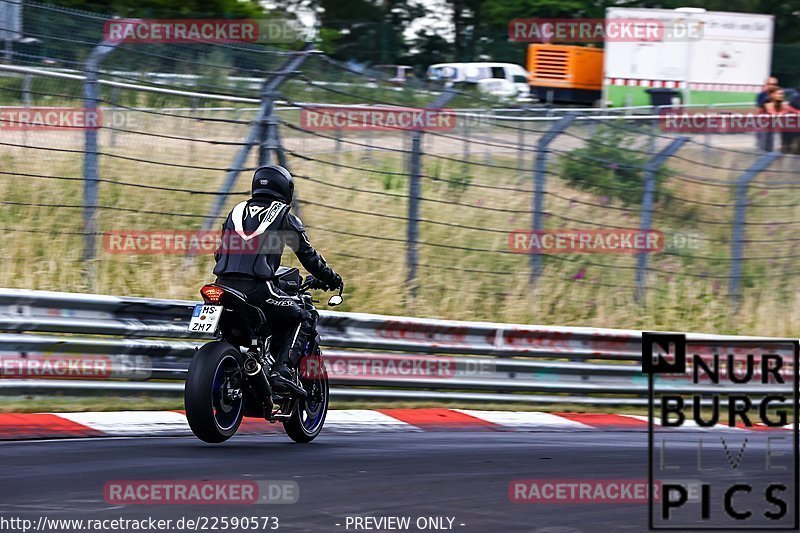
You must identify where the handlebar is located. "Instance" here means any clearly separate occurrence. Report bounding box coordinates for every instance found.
[299,275,342,293]
[299,276,344,307]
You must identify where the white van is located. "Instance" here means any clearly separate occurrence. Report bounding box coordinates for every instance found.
[426,62,530,98]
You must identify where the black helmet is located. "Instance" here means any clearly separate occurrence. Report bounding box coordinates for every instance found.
[252,165,294,204]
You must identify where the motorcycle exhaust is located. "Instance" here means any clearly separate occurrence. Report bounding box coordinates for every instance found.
[243,356,261,375]
[243,355,273,412]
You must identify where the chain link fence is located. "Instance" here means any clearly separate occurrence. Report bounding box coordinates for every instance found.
[0,1,798,335]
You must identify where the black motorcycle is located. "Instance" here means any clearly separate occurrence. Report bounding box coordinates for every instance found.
[184,267,343,444]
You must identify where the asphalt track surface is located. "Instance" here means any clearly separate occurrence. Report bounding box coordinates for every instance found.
[0,430,795,532]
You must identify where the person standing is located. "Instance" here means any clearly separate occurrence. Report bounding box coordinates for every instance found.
[756,77,779,150]
[764,87,799,153]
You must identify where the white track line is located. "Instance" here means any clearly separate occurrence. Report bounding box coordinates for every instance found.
[57,411,191,436]
[325,409,421,432]
[454,410,591,430]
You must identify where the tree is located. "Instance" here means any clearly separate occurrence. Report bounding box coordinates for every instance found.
[40,0,264,18]
[278,0,426,64]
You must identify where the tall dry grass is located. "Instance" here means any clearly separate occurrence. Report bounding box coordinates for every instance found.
[1,109,799,336]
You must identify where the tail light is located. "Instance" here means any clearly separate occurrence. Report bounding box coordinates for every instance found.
[200,284,224,303]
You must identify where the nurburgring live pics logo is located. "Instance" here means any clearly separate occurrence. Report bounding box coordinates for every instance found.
[644,333,799,530]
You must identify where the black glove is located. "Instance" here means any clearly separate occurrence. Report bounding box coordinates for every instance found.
[306,276,327,290]
[326,273,343,291]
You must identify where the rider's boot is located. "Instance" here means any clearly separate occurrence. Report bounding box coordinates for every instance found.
[269,355,307,398]
[269,318,311,398]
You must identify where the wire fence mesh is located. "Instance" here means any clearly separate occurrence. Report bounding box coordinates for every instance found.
[0,0,798,335]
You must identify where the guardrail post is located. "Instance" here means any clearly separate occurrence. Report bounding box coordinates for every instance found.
[406,89,456,301]
[531,114,576,281]
[634,137,688,303]
[728,152,781,300]
[82,37,125,286]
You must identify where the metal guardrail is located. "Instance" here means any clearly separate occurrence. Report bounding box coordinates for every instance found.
[0,289,792,405]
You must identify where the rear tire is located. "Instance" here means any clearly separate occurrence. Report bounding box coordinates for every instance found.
[283,353,328,443]
[185,341,244,443]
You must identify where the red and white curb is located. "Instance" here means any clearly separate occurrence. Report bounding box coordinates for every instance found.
[0,409,792,440]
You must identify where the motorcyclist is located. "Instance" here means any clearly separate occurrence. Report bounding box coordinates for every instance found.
[212,165,342,395]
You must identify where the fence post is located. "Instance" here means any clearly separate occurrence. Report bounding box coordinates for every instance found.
[81,37,124,282]
[516,111,526,178]
[407,130,423,298]
[406,89,456,300]
[188,95,198,158]
[531,114,576,281]
[483,109,493,166]
[257,104,301,218]
[362,121,374,164]
[634,137,688,303]
[335,125,342,163]
[21,73,30,106]
[461,110,470,176]
[257,96,277,167]
[728,152,782,300]
[199,45,313,234]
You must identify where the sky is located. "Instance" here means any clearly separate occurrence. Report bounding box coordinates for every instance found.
[261,0,456,43]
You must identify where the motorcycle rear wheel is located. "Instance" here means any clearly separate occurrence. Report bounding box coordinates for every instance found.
[185,341,244,443]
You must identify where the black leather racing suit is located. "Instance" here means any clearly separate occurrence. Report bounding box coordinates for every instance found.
[212,194,338,366]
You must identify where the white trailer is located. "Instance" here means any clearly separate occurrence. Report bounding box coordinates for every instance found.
[603,8,774,108]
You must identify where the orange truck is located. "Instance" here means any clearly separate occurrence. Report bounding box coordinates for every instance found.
[526,44,603,105]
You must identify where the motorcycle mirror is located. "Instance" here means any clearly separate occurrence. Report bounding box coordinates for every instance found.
[328,295,343,306]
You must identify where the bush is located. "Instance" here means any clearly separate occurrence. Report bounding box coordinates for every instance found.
[559,124,670,205]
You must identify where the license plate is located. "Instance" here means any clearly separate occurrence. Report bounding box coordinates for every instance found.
[188,304,222,333]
